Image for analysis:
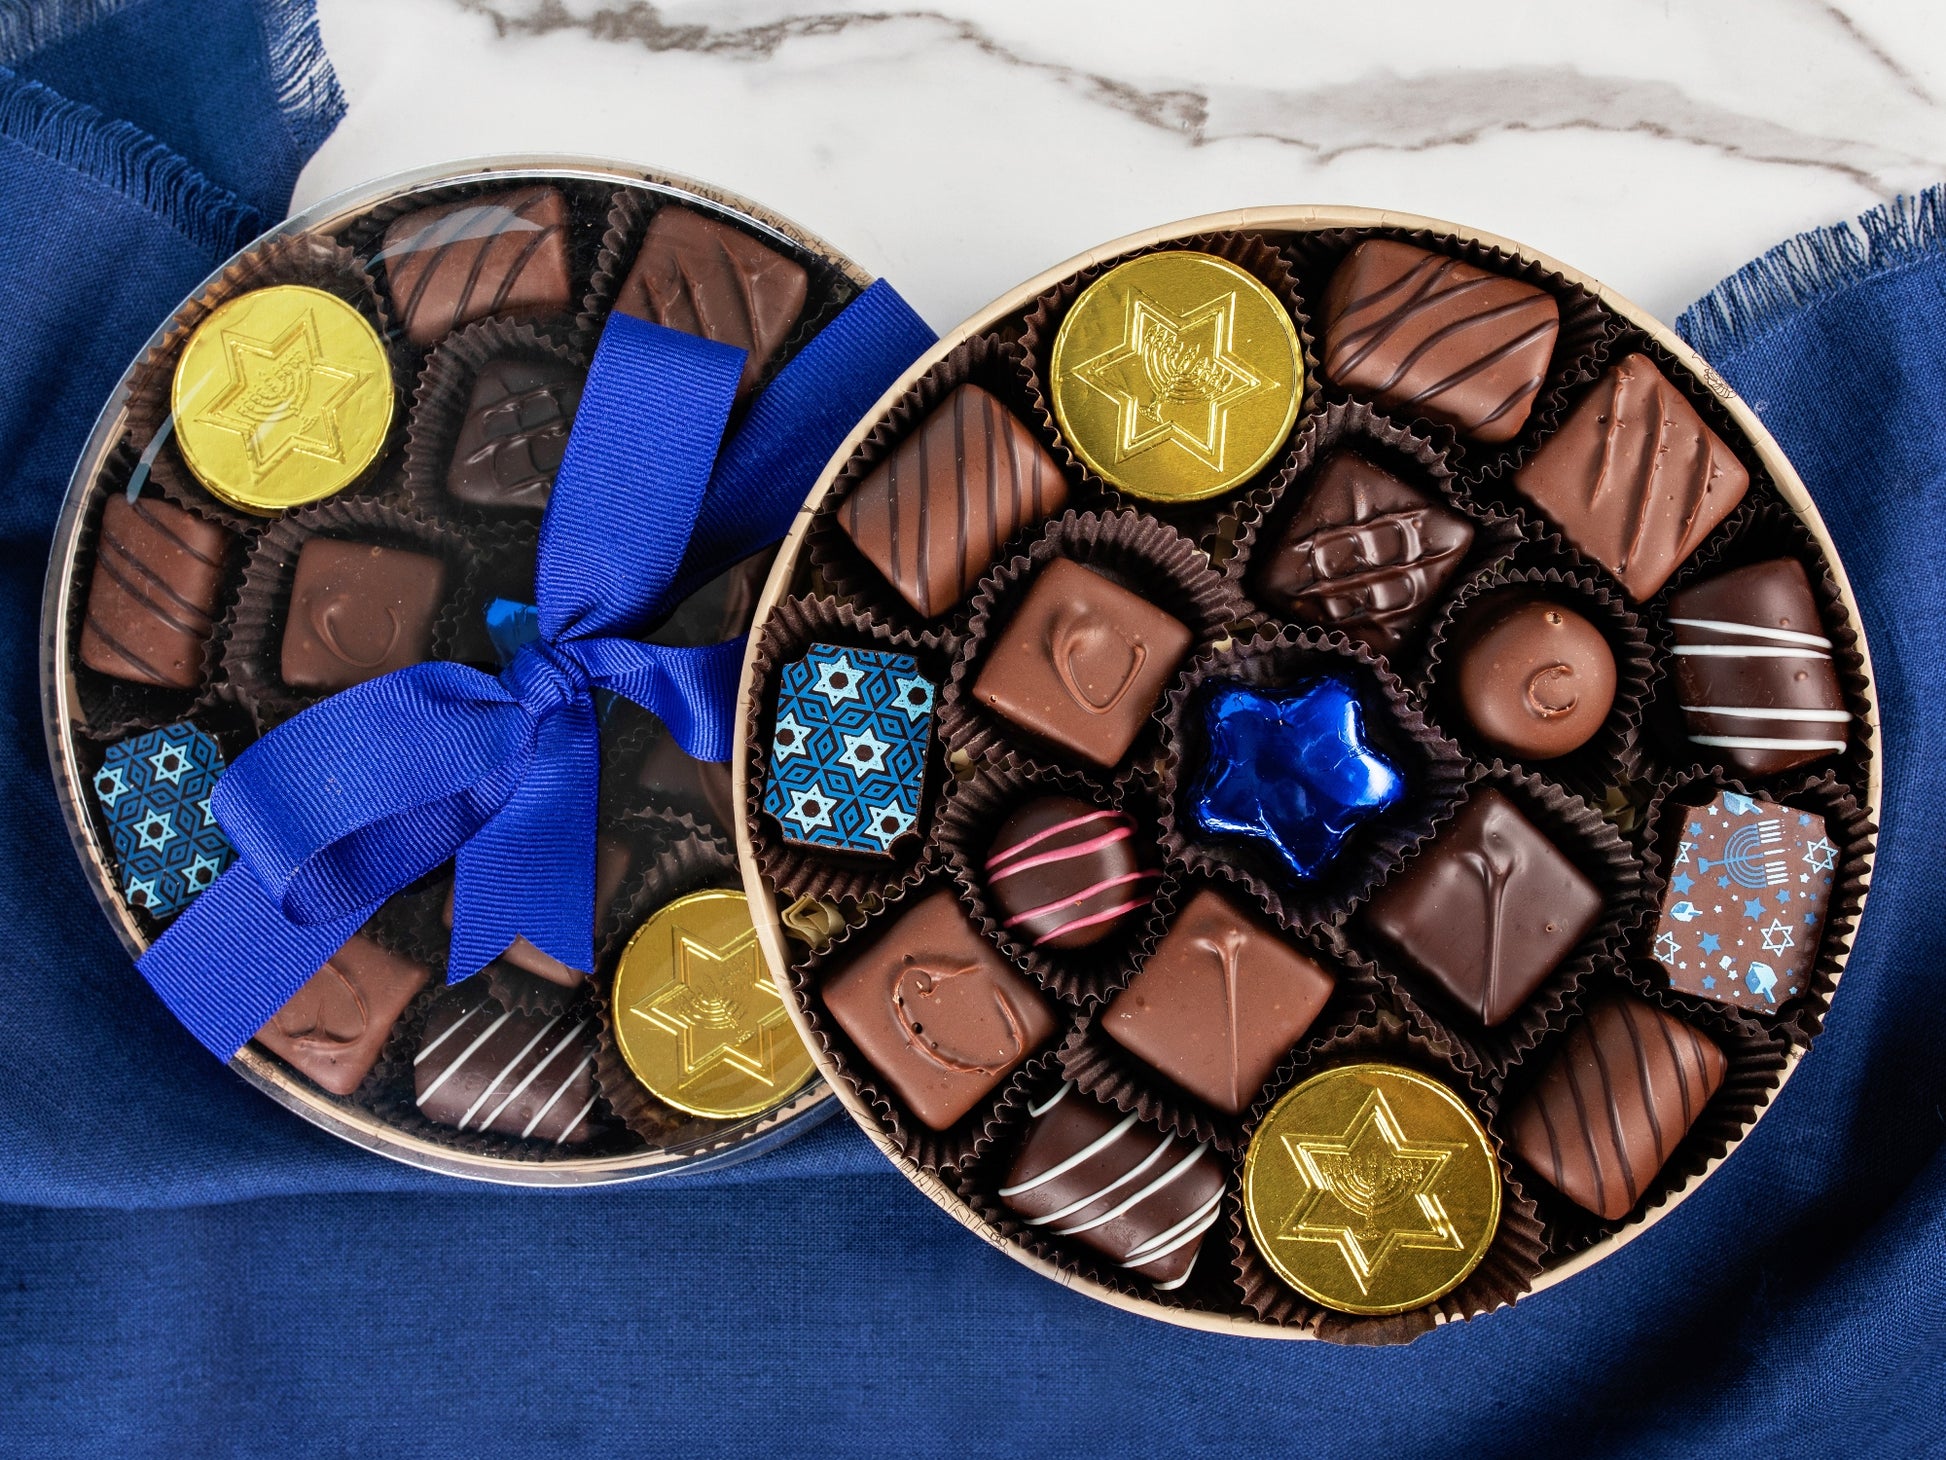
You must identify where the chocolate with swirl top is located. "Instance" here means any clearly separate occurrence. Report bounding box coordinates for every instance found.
[838,384,1069,618]
[79,495,233,689]
[1507,994,1726,1220]
[1362,788,1602,1028]
[821,889,1058,1130]
[414,987,601,1145]
[254,934,429,1097]
[1513,353,1749,600]
[614,206,808,401]
[971,558,1192,769]
[1254,450,1473,654]
[1000,1082,1227,1291]
[380,186,573,348]
[1668,558,1849,776]
[1318,240,1560,444]
[280,539,447,692]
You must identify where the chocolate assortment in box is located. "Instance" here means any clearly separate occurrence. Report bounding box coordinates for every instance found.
[737,210,1882,1339]
[42,160,939,1182]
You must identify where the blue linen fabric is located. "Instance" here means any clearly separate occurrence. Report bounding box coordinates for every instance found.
[1,3,1942,1451]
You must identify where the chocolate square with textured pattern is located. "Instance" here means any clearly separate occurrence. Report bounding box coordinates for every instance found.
[837,384,1069,618]
[446,356,582,510]
[1514,353,1749,600]
[255,934,429,1097]
[1319,239,1559,444]
[1507,994,1725,1220]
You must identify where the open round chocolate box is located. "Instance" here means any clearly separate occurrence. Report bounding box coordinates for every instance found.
[41,160,866,1183]
[736,208,1881,1340]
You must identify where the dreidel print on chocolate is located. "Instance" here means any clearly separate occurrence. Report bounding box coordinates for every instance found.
[1651,790,1835,1011]
[91,722,234,919]
[764,643,935,856]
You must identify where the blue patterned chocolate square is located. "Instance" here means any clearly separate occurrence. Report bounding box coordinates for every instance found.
[91,722,234,918]
[763,643,934,856]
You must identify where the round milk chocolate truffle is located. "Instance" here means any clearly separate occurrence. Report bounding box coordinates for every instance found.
[1453,596,1615,759]
[983,796,1157,951]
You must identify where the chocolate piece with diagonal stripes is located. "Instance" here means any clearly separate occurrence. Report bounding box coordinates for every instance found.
[79,495,232,688]
[838,383,1069,618]
[999,1082,1227,1291]
[414,986,601,1145]
[613,205,807,401]
[1319,239,1560,444]
[983,794,1157,951]
[380,186,573,348]
[1514,353,1749,599]
[1507,994,1726,1221]
[1667,557,1849,776]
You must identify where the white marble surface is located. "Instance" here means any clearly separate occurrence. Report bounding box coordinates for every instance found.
[300,0,1946,334]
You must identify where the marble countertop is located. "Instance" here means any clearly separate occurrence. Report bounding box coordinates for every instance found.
[301,0,1946,334]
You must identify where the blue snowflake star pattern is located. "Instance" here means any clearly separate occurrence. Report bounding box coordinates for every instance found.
[91,722,233,919]
[763,643,934,856]
[1190,677,1403,880]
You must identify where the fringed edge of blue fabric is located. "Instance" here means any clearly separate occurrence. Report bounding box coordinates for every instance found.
[257,0,347,159]
[1678,184,1946,362]
[0,66,262,258]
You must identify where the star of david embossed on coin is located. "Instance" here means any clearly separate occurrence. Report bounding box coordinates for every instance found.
[171,284,394,513]
[612,888,815,1119]
[1049,251,1302,502]
[1243,1062,1500,1315]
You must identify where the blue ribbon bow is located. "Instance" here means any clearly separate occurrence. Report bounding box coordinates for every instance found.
[141,279,936,1059]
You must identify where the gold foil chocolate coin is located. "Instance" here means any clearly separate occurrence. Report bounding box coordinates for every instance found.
[1049,250,1302,502]
[612,889,815,1119]
[1243,1062,1500,1316]
[171,284,393,514]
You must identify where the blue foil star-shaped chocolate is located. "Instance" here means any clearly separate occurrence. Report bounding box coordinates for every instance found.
[1191,678,1403,879]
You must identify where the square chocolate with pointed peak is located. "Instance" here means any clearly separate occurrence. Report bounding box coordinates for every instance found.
[971,558,1192,770]
[1104,889,1334,1114]
[281,538,448,692]
[821,890,1058,1130]
[1362,788,1602,1028]
[254,933,430,1097]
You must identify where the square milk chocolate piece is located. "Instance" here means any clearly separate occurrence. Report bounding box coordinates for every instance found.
[254,933,430,1097]
[1513,353,1748,600]
[971,558,1191,769]
[822,890,1057,1130]
[1105,889,1333,1114]
[281,538,447,692]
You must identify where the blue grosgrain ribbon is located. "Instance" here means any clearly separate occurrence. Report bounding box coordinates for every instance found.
[140,280,936,1059]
